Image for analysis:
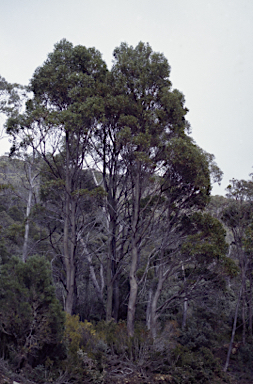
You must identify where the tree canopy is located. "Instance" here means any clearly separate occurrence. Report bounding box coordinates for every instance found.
[1,39,250,384]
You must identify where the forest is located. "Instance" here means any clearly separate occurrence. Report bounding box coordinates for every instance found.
[0,39,253,384]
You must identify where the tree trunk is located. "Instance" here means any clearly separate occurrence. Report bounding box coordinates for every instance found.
[81,238,104,303]
[64,132,75,315]
[242,268,246,345]
[127,239,138,336]
[182,264,188,330]
[150,266,164,339]
[249,268,253,338]
[224,283,243,372]
[127,170,140,337]
[23,153,38,263]
[23,182,32,263]
[112,275,120,321]
[103,155,119,322]
[106,224,117,321]
[182,296,188,330]
[106,259,113,321]
[146,288,153,330]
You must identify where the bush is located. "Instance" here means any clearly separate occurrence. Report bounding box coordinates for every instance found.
[171,345,223,383]
[62,314,106,383]
[0,255,65,369]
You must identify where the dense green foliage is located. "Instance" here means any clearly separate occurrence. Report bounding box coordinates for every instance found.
[0,256,65,368]
[0,40,253,383]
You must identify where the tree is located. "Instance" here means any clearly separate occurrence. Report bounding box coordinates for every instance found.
[5,40,224,338]
[6,39,107,314]
[143,140,229,336]
[222,178,253,371]
[39,158,105,317]
[105,42,212,336]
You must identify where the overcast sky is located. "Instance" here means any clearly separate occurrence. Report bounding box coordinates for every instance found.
[1,0,253,195]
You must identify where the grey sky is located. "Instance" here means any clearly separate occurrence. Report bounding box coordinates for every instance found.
[1,0,253,195]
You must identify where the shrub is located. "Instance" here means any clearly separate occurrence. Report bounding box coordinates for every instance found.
[62,314,106,383]
[0,255,65,369]
[171,344,223,383]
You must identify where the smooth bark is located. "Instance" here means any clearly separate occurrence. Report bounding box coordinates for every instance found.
[127,169,140,337]
[63,132,76,315]
[22,181,33,263]
[224,284,243,372]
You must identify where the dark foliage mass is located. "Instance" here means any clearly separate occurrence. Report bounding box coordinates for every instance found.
[0,40,252,383]
[0,256,65,368]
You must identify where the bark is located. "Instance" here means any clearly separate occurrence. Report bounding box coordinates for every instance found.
[150,267,164,339]
[182,297,188,330]
[106,259,113,321]
[100,131,120,322]
[127,169,140,337]
[127,239,138,336]
[81,238,104,303]
[22,153,39,263]
[85,157,109,315]
[22,183,32,263]
[64,132,75,315]
[106,206,117,321]
[182,264,188,330]
[146,288,153,330]
[224,283,243,372]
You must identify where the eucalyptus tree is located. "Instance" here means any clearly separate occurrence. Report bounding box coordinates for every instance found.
[90,80,133,322]
[105,42,213,336]
[143,138,229,338]
[222,178,253,371]
[6,39,107,314]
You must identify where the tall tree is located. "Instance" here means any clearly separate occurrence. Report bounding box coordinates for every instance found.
[107,42,211,336]
[222,178,253,371]
[6,39,107,314]
[143,138,227,338]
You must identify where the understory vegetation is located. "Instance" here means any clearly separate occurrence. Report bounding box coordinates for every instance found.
[0,40,253,383]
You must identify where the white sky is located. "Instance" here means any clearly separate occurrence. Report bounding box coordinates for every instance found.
[1,0,253,195]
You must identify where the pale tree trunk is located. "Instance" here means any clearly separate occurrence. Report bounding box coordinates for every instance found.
[22,153,39,263]
[127,169,140,337]
[224,283,243,372]
[81,238,104,302]
[146,287,153,330]
[22,182,33,263]
[106,208,117,321]
[150,266,164,339]
[182,264,188,330]
[182,297,188,330]
[64,132,76,315]
[127,237,138,336]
